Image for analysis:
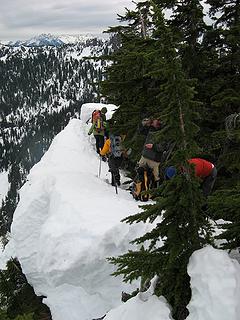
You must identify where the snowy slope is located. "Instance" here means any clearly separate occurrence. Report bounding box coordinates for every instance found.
[187,246,240,320]
[1,103,240,320]
[0,171,9,203]
[4,103,165,320]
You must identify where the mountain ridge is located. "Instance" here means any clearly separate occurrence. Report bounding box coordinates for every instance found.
[1,33,109,47]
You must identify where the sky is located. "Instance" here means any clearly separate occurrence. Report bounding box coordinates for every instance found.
[0,0,135,41]
[0,0,211,42]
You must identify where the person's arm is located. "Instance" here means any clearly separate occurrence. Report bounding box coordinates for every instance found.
[88,123,94,135]
[153,143,165,152]
[145,143,164,153]
[100,139,111,156]
[139,123,150,136]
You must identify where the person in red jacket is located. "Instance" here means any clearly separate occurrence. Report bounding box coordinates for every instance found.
[165,158,217,197]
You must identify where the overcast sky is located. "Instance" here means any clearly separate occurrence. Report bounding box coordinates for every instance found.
[0,0,136,41]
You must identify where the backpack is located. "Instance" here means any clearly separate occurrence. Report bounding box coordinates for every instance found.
[131,166,153,202]
[110,135,123,158]
[92,110,105,132]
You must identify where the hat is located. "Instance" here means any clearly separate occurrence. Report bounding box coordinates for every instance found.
[142,118,152,126]
[101,107,107,114]
[165,166,177,179]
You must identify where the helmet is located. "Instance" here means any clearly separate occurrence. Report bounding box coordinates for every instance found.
[101,107,107,114]
[165,166,177,179]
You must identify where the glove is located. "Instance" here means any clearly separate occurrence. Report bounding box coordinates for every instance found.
[126,148,132,156]
[145,143,153,149]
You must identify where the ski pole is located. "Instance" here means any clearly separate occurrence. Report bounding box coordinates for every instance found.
[113,174,118,194]
[98,155,102,178]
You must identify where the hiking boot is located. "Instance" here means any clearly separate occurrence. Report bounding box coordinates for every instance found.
[121,291,132,302]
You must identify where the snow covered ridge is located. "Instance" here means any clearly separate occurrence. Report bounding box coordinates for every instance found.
[1,103,240,320]
[2,33,110,47]
[187,246,240,320]
[2,103,163,320]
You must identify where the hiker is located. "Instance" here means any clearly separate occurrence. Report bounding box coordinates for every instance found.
[88,109,107,155]
[100,133,127,186]
[165,158,217,197]
[100,107,109,138]
[131,165,154,201]
[138,117,172,187]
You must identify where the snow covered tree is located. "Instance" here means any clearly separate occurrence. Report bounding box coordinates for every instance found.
[109,4,213,320]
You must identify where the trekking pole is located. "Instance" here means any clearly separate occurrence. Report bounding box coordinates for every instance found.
[98,155,102,178]
[113,174,118,194]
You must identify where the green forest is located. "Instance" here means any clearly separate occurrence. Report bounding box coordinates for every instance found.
[100,1,240,319]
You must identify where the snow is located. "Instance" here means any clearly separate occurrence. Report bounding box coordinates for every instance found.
[0,170,9,202]
[58,34,108,44]
[80,103,117,123]
[1,103,240,320]
[4,103,165,320]
[104,276,172,320]
[105,294,171,320]
[187,246,240,320]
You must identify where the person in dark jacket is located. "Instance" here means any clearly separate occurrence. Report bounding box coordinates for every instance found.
[100,133,129,186]
[139,141,162,184]
[138,118,163,185]
[165,158,217,197]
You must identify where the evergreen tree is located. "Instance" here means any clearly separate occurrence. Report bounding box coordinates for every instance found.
[101,2,162,163]
[156,0,207,78]
[108,4,213,319]
[207,113,240,250]
[0,259,51,320]
[200,0,240,250]
[202,0,240,164]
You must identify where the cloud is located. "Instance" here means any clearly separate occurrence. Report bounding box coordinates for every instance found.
[0,0,134,40]
[0,1,211,41]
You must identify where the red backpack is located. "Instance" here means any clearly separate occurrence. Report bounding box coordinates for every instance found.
[91,110,104,132]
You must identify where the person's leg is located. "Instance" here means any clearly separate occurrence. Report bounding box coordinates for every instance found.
[138,156,147,167]
[94,135,100,154]
[145,158,160,183]
[109,156,122,185]
[202,167,217,197]
[99,135,105,151]
[114,157,123,185]
[108,156,117,185]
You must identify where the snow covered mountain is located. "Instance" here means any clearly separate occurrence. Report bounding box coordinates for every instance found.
[0,35,117,239]
[3,33,109,47]
[1,103,240,320]
[7,34,64,47]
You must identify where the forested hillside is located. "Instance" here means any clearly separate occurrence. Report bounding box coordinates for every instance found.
[0,36,117,240]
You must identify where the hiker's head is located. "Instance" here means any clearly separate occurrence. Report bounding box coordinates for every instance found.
[142,118,152,127]
[151,119,161,129]
[101,107,107,114]
[165,166,177,180]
